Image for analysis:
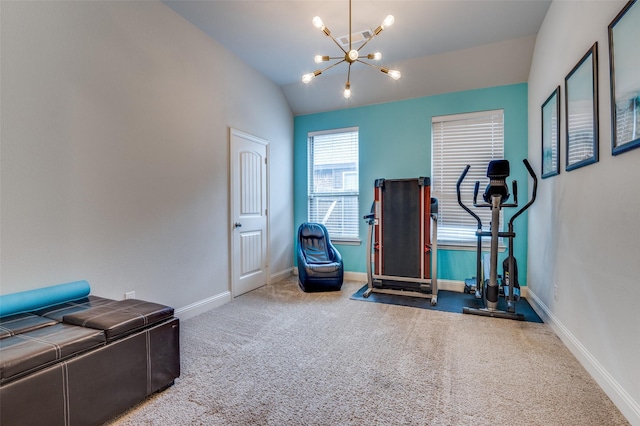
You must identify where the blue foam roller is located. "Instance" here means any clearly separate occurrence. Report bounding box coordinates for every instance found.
[0,280,91,317]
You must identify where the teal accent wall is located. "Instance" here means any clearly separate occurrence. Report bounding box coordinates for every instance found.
[294,83,530,284]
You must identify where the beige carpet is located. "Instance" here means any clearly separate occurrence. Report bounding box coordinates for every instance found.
[106,277,629,425]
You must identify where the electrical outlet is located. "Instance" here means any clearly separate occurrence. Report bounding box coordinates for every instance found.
[554,285,558,301]
[124,291,136,300]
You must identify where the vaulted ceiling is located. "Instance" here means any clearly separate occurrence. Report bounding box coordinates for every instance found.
[164,1,552,115]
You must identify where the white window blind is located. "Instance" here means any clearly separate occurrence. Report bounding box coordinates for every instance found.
[431,110,504,244]
[308,128,359,240]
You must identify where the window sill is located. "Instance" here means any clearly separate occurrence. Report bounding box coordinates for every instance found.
[333,239,361,246]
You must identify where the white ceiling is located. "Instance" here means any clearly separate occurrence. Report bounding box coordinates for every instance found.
[164,0,552,115]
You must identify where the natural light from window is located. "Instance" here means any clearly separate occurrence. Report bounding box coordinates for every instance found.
[307,127,359,241]
[431,110,505,246]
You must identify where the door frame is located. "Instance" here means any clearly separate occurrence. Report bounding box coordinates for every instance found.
[229,127,270,297]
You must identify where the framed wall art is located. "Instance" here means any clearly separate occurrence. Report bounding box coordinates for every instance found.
[608,0,640,155]
[565,43,599,171]
[541,86,560,178]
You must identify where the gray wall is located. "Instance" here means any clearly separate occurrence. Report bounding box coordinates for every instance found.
[527,1,640,423]
[0,1,294,317]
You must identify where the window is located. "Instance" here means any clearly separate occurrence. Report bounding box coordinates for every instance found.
[308,127,359,241]
[431,110,504,245]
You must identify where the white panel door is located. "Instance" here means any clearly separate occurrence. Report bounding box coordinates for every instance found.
[230,128,268,297]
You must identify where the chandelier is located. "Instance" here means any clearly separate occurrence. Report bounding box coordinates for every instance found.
[302,0,401,99]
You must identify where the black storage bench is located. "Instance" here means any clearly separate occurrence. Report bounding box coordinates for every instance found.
[0,282,180,426]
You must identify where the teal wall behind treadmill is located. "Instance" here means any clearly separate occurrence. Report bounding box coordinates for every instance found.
[294,83,530,284]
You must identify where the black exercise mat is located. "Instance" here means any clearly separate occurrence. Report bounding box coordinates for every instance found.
[350,285,543,323]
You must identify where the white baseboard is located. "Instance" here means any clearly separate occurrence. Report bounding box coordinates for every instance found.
[436,278,529,297]
[344,271,366,282]
[175,268,294,321]
[174,291,231,321]
[437,279,465,292]
[292,267,368,282]
[527,289,640,425]
[291,270,530,297]
[270,268,294,283]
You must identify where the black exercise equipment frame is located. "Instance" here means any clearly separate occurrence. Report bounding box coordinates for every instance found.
[456,159,537,321]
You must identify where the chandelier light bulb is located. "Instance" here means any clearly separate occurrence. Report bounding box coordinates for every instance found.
[302,73,316,84]
[312,16,325,30]
[368,52,382,61]
[344,83,351,99]
[347,50,359,62]
[388,69,401,80]
[314,55,330,63]
[382,15,395,29]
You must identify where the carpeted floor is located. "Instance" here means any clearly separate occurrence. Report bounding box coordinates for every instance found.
[106,277,629,425]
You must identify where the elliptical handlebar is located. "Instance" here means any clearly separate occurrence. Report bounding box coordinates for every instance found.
[473,181,480,206]
[509,159,537,226]
[457,159,538,229]
[456,165,482,228]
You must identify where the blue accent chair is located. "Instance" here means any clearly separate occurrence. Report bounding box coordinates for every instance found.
[297,222,343,292]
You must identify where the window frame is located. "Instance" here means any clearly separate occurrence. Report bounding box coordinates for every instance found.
[307,127,360,244]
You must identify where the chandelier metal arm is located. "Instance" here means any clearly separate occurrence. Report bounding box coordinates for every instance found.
[357,59,394,75]
[357,60,401,80]
[319,59,347,74]
[356,59,380,70]
[324,30,348,54]
[356,34,378,53]
[348,0,352,51]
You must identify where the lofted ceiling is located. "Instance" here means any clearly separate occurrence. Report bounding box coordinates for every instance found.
[164,1,552,115]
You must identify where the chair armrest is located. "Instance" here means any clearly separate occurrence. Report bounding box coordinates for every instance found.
[328,242,343,265]
[296,242,307,266]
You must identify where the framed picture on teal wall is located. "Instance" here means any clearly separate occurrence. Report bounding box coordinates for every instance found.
[565,43,599,172]
[608,0,640,155]
[541,86,560,178]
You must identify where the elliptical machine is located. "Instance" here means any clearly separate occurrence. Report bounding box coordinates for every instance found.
[456,159,537,321]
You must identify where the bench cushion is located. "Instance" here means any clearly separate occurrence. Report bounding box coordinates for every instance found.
[0,324,105,384]
[0,313,58,340]
[62,299,174,342]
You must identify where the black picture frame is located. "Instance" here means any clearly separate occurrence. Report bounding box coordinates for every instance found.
[608,0,640,155]
[565,43,599,172]
[541,86,561,178]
